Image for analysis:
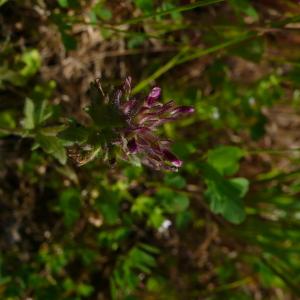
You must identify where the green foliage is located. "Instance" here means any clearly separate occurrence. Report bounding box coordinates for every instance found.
[201,162,249,224]
[51,12,77,50]
[229,0,259,21]
[36,133,67,164]
[58,122,89,145]
[157,188,189,213]
[0,49,41,88]
[133,0,153,13]
[2,1,300,299]
[57,188,82,227]
[19,49,41,78]
[90,2,112,21]
[111,244,158,299]
[164,173,186,188]
[207,145,246,176]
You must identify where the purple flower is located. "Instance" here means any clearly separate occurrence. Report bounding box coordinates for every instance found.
[147,87,161,106]
[90,77,194,171]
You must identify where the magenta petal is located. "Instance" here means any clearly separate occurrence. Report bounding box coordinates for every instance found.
[123,76,132,93]
[171,159,182,168]
[170,106,195,117]
[122,99,137,115]
[147,87,161,106]
[163,150,182,168]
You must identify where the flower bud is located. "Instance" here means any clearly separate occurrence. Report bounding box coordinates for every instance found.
[163,150,182,167]
[147,87,161,106]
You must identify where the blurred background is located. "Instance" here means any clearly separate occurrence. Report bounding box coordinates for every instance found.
[1,0,300,299]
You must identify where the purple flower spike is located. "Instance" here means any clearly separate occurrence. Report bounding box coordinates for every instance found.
[147,87,161,106]
[88,77,194,171]
[127,138,138,154]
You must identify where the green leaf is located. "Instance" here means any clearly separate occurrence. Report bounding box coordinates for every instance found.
[164,194,189,213]
[0,0,9,7]
[157,188,189,213]
[98,201,119,225]
[229,0,259,21]
[207,145,246,176]
[58,188,81,227]
[36,133,67,164]
[91,3,112,21]
[131,196,154,216]
[175,210,192,229]
[87,82,125,129]
[0,111,16,131]
[127,34,146,49]
[57,0,68,7]
[58,123,89,145]
[201,162,248,224]
[148,207,164,229]
[22,83,55,130]
[23,98,35,129]
[164,173,186,189]
[77,283,94,297]
[230,177,249,198]
[133,0,153,13]
[20,49,41,78]
[88,103,125,129]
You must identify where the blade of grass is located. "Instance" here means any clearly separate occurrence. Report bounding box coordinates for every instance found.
[119,0,225,25]
[132,32,256,93]
[132,47,190,94]
[261,256,300,296]
[197,277,253,297]
[178,31,256,64]
[272,14,300,28]
[254,167,300,184]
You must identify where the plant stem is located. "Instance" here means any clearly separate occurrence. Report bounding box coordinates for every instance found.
[116,0,225,25]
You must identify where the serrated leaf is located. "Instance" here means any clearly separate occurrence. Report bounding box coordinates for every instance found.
[23,93,53,130]
[35,99,52,125]
[58,123,89,145]
[87,81,125,129]
[207,145,245,176]
[36,133,67,164]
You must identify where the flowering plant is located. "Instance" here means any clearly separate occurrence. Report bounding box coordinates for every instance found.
[63,77,194,171]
